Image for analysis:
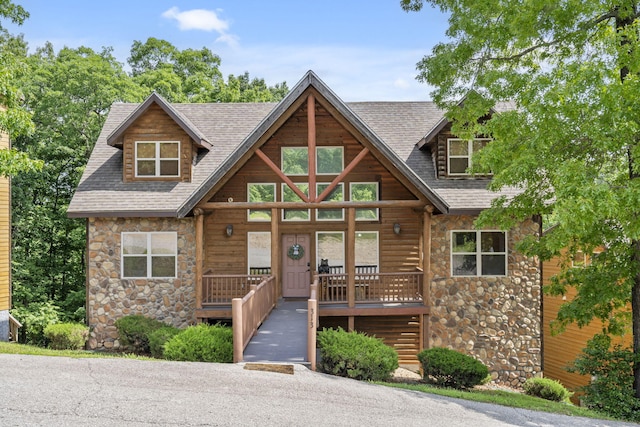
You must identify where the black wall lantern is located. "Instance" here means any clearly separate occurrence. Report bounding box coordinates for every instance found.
[226,224,233,237]
[393,223,401,235]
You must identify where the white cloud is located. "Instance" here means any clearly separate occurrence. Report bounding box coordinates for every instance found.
[162,7,237,46]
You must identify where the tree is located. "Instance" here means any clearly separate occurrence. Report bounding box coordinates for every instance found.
[11,42,141,320]
[402,0,640,400]
[0,1,41,175]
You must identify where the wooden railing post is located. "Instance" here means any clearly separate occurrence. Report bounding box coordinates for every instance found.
[347,207,356,309]
[308,279,318,370]
[232,298,243,363]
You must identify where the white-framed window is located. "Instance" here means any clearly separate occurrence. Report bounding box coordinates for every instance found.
[248,232,271,274]
[350,182,379,221]
[451,230,507,276]
[355,231,379,269]
[135,141,180,177]
[316,146,344,175]
[447,138,491,175]
[316,183,344,221]
[247,183,276,221]
[316,231,345,271]
[122,232,177,278]
[281,147,308,176]
[282,183,310,221]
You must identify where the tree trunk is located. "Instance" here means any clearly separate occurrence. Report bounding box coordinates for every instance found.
[617,3,640,399]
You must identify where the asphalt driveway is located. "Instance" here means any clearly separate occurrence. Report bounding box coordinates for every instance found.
[0,354,636,427]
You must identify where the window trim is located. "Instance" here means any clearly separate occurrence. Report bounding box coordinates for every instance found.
[135,141,180,178]
[350,182,379,221]
[447,138,491,176]
[316,182,344,221]
[121,232,177,279]
[450,230,507,277]
[247,183,276,222]
[316,146,344,175]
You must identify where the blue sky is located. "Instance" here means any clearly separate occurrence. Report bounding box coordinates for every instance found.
[6,1,450,101]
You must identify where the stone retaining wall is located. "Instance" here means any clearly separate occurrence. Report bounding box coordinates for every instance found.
[87,217,197,350]
[429,215,541,387]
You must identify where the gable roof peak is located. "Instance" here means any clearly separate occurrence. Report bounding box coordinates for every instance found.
[106,91,211,150]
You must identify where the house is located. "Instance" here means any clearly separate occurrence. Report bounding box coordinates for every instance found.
[0,105,14,341]
[68,71,541,386]
[543,250,633,396]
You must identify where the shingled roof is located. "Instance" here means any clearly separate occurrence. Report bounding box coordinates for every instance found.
[68,71,516,218]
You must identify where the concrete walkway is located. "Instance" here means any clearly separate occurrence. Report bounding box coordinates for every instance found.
[242,299,309,364]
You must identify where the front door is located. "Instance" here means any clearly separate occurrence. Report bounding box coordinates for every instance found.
[282,234,310,298]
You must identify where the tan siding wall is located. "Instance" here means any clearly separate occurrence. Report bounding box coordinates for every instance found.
[122,104,193,183]
[0,112,10,311]
[542,255,633,394]
[203,101,423,275]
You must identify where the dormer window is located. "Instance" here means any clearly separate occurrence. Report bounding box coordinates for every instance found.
[136,141,180,177]
[447,138,490,175]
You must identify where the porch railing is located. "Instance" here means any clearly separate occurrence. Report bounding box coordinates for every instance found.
[318,271,423,304]
[202,271,268,305]
[307,279,319,371]
[232,275,277,363]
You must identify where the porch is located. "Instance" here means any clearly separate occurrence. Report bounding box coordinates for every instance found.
[197,271,429,367]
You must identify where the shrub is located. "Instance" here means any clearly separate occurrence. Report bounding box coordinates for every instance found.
[523,377,572,402]
[115,315,166,355]
[317,327,398,381]
[43,323,89,350]
[148,326,181,359]
[11,301,61,346]
[417,347,489,389]
[163,324,233,363]
[569,334,640,422]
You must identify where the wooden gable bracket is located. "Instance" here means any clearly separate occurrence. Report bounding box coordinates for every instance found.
[255,149,310,203]
[316,147,370,202]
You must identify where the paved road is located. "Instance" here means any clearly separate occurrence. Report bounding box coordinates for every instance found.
[0,354,637,427]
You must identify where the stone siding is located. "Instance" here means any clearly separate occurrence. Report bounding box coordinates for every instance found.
[87,217,197,350]
[429,215,541,386]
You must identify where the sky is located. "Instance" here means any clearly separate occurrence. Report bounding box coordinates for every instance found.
[6,1,450,101]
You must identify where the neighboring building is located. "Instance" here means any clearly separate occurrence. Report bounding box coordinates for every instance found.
[0,105,11,341]
[543,250,633,395]
[68,71,541,386]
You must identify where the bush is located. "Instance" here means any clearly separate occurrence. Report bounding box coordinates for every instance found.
[43,323,89,350]
[569,334,640,422]
[417,347,489,389]
[148,326,181,359]
[523,377,572,402]
[163,324,233,363]
[115,315,166,355]
[11,301,61,346]
[317,327,398,381]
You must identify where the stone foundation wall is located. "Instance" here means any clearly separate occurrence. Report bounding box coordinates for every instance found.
[87,217,197,350]
[429,215,541,387]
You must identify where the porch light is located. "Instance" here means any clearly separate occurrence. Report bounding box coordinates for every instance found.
[226,224,233,237]
[393,223,401,235]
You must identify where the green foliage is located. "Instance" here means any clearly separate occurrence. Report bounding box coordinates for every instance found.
[403,0,640,397]
[10,301,61,346]
[43,322,89,350]
[417,347,489,389]
[115,315,166,355]
[163,324,233,363]
[317,327,399,381]
[569,334,640,422]
[523,377,572,403]
[148,325,181,359]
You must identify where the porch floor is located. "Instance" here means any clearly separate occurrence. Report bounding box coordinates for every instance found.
[242,299,309,364]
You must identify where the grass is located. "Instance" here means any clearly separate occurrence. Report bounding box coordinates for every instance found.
[0,342,153,360]
[379,381,615,421]
[0,342,621,422]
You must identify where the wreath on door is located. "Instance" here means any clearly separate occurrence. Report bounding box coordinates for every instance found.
[287,243,304,260]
